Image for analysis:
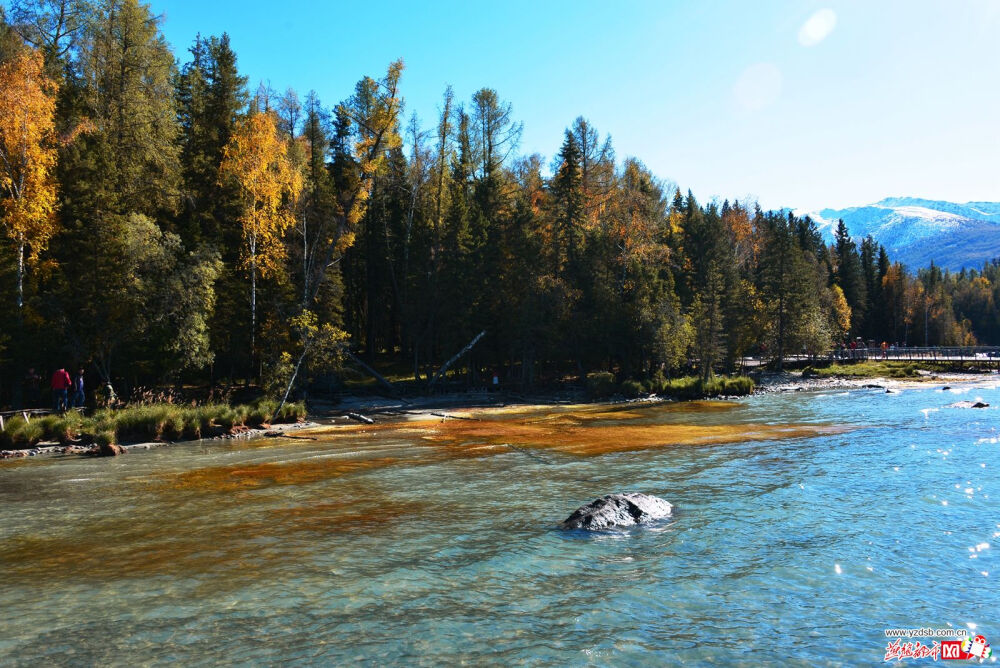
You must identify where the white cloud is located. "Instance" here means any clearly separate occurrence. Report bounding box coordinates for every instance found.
[798,8,837,46]
[734,63,783,111]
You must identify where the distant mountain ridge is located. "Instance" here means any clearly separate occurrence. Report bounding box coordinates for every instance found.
[800,197,1000,271]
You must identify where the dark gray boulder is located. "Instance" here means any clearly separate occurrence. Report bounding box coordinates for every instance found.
[560,493,672,530]
[950,400,990,409]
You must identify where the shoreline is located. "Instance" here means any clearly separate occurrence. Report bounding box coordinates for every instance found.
[3,370,996,461]
[753,368,998,395]
[0,420,320,461]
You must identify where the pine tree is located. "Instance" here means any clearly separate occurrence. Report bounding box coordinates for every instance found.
[72,0,181,219]
[434,108,475,360]
[294,90,337,309]
[0,8,21,64]
[571,116,614,222]
[470,88,521,184]
[7,0,89,70]
[176,32,248,246]
[551,129,583,277]
[859,235,879,337]
[758,212,820,369]
[834,219,867,335]
[49,0,187,386]
[683,195,732,379]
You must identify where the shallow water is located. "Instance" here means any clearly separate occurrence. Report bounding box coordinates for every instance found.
[2,382,999,665]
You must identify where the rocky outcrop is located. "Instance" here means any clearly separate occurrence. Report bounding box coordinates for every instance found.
[560,492,672,530]
[96,442,125,456]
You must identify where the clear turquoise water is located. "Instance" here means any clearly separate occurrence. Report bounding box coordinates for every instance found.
[1,381,999,666]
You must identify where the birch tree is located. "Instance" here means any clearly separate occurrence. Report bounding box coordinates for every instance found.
[219,110,301,371]
[0,48,58,310]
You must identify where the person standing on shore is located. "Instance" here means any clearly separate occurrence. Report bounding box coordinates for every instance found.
[51,367,71,411]
[71,368,85,409]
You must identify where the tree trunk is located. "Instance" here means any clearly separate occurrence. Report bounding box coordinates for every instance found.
[776,293,785,372]
[16,238,24,310]
[273,340,309,421]
[250,253,257,382]
[429,330,486,388]
[301,212,309,305]
[365,179,377,362]
[346,350,398,394]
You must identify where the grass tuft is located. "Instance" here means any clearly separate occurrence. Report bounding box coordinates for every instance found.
[1,399,307,450]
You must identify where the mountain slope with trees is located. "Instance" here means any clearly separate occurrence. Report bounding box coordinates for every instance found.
[807,197,1000,271]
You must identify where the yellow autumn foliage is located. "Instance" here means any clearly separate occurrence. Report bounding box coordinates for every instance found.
[0,48,59,266]
[339,59,403,236]
[830,284,852,338]
[219,110,302,277]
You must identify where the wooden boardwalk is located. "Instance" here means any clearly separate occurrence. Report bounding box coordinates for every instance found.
[828,346,1000,362]
[741,346,1000,368]
[0,408,81,430]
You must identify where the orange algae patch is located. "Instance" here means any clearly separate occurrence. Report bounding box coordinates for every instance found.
[421,419,850,456]
[268,497,426,534]
[294,420,434,439]
[0,494,429,580]
[528,423,849,456]
[522,400,738,418]
[150,402,848,497]
[159,441,506,495]
[294,401,845,459]
[0,457,49,469]
[529,409,648,423]
[163,456,401,493]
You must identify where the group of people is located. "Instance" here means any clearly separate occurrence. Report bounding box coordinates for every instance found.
[22,366,86,411]
[834,339,904,360]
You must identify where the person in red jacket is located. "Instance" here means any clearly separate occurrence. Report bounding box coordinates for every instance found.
[51,367,72,411]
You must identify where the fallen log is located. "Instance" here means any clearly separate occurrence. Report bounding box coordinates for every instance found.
[345,352,398,394]
[428,330,486,389]
[430,412,479,421]
[346,412,375,424]
[263,431,317,440]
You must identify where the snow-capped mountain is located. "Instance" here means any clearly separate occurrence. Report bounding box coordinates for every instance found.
[800,197,1000,271]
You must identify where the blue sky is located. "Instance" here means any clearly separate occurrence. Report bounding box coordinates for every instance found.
[150,0,1000,211]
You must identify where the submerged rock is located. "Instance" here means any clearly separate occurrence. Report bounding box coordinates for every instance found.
[560,492,672,530]
[950,401,990,409]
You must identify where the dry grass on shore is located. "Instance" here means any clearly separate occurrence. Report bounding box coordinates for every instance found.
[0,400,307,450]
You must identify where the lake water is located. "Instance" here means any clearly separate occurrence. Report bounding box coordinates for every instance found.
[2,380,999,666]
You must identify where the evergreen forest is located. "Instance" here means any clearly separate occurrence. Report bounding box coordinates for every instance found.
[2,0,998,406]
